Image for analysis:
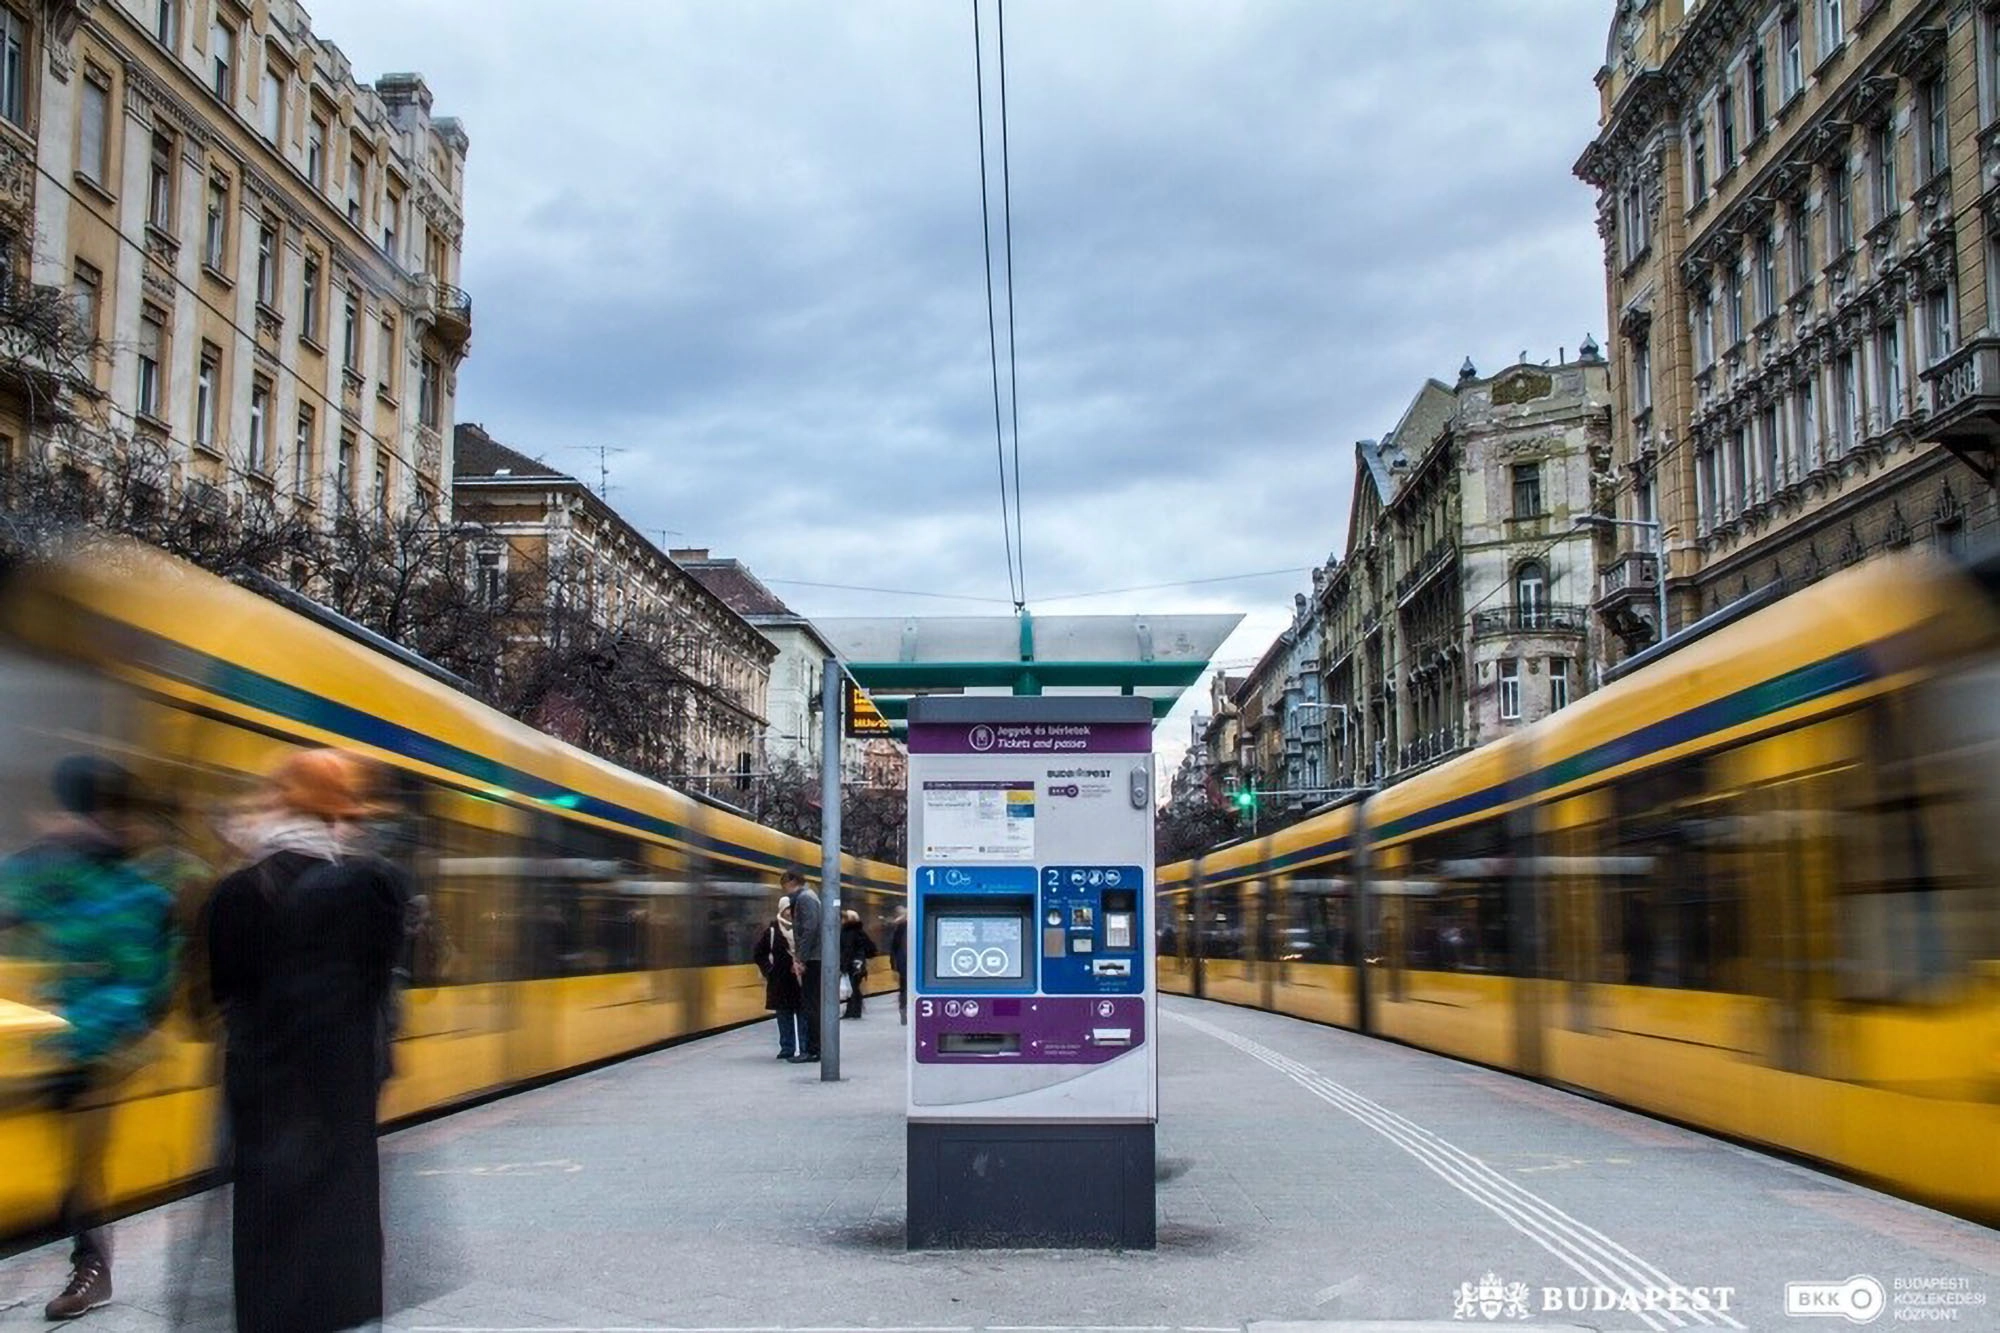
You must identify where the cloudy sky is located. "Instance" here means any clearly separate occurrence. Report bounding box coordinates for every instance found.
[323,1,1611,763]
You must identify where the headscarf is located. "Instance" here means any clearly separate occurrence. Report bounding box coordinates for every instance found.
[775,895,794,951]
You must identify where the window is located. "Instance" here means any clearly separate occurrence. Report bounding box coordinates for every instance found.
[1926,285,1955,363]
[1635,476,1655,526]
[147,132,174,231]
[307,115,326,190]
[1511,462,1543,518]
[1548,658,1570,713]
[1829,163,1854,253]
[383,187,400,262]
[1620,182,1648,265]
[1697,446,1718,526]
[1836,351,1859,453]
[475,549,503,605]
[211,19,234,103]
[156,0,179,49]
[1760,402,1781,493]
[419,353,441,430]
[1871,119,1897,221]
[137,309,164,418]
[347,154,364,225]
[1697,289,1716,366]
[1817,0,1843,61]
[341,292,357,369]
[1514,562,1548,628]
[1749,46,1768,130]
[1689,121,1709,201]
[255,219,276,306]
[1790,197,1812,287]
[1729,425,1750,512]
[1728,268,1745,345]
[294,404,315,489]
[1756,230,1777,318]
[1877,320,1904,425]
[1793,375,1818,471]
[0,12,24,131]
[377,315,394,388]
[1633,333,1652,413]
[1781,8,1803,100]
[336,430,355,500]
[79,72,110,187]
[1719,85,1737,167]
[1498,660,1521,722]
[249,379,270,473]
[301,252,321,340]
[374,450,391,513]
[260,61,282,142]
[195,344,219,449]
[69,261,99,340]
[1923,73,1948,180]
[204,176,228,270]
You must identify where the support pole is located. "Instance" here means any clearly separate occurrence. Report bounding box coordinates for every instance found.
[1654,524,1670,647]
[820,657,844,1082]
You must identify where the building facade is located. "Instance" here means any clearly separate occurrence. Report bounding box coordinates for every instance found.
[1315,353,1611,791]
[1578,0,2000,665]
[453,425,773,784]
[676,550,887,782]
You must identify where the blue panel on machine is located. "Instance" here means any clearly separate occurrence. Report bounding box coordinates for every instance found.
[914,865,1038,896]
[1038,865,1146,995]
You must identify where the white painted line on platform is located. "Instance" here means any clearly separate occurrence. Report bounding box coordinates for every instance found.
[1168,1010,1747,1333]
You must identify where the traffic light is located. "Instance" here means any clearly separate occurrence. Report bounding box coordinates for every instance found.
[1233,787,1255,811]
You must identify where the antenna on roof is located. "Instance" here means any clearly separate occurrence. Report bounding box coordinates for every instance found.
[562,444,629,499]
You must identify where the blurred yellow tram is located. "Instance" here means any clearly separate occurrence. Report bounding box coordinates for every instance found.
[0,544,903,1237]
[1161,549,2000,1224]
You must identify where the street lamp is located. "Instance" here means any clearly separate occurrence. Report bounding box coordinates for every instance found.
[1574,514,1668,647]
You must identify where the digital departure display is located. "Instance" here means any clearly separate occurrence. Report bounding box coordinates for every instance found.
[934,915,1025,980]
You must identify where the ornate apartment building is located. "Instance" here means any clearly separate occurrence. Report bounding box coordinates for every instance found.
[0,0,468,524]
[1194,353,1612,817]
[1578,0,2000,664]
[453,425,774,785]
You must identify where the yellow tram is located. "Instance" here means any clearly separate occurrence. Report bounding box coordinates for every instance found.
[1161,550,2000,1223]
[0,545,903,1236]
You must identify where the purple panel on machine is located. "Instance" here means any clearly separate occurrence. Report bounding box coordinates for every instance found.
[913,994,1147,1065]
[908,721,1154,755]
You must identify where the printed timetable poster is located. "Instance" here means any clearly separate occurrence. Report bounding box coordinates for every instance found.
[920,781,1036,862]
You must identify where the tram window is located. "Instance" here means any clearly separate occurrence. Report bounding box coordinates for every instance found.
[414,788,521,987]
[522,815,651,977]
[1600,759,1746,991]
[694,861,770,967]
[1203,884,1246,959]
[1835,687,2000,1002]
[1402,819,1511,973]
[1286,878,1351,963]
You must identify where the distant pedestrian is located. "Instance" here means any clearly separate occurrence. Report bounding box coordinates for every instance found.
[752,896,804,1058]
[889,908,908,1025]
[839,909,878,1019]
[205,748,411,1333]
[0,756,180,1321]
[785,870,822,1063]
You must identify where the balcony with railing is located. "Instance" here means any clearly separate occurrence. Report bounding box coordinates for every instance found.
[1396,726,1465,774]
[1470,603,1589,638]
[1596,550,1658,601]
[1920,336,2000,480]
[431,280,473,349]
[1395,539,1455,602]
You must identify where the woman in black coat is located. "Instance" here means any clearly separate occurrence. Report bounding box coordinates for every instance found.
[205,749,409,1333]
[839,910,878,1019]
[751,897,804,1057]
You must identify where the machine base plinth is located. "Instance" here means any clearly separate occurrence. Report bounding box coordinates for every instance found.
[905,1120,1156,1249]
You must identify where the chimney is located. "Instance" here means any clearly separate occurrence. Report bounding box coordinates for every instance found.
[669,547,711,562]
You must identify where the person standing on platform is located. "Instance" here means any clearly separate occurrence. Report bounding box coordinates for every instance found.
[839,909,878,1019]
[205,749,410,1333]
[889,907,908,1025]
[785,870,821,1063]
[751,896,803,1058]
[0,756,179,1322]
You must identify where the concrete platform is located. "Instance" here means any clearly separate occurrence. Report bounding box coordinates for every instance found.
[2,996,1996,1330]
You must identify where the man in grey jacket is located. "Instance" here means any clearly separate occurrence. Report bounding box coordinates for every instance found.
[785,870,822,1062]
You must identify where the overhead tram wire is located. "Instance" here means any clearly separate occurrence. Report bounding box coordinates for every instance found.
[973,0,1021,610]
[996,0,1026,608]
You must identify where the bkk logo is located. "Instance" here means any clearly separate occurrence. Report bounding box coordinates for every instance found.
[1047,783,1081,797]
[1785,1277,1886,1324]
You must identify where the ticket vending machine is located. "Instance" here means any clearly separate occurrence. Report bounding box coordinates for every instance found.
[905,696,1156,1249]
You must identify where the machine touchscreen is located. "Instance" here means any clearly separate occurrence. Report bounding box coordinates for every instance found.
[933,915,1025,980]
